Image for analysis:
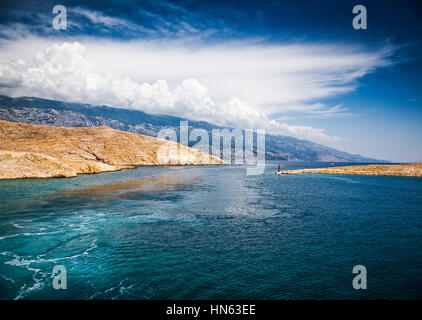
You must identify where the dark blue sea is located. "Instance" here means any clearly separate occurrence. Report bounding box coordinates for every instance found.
[0,162,421,299]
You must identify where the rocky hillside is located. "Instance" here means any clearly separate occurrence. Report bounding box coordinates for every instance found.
[0,95,382,162]
[0,120,224,179]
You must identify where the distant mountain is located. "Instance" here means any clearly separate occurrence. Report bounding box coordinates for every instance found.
[0,95,382,162]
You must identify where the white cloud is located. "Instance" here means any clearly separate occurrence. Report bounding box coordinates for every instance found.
[79,40,392,110]
[278,123,340,142]
[0,39,394,143]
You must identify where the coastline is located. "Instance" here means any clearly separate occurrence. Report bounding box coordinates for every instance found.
[281,163,422,177]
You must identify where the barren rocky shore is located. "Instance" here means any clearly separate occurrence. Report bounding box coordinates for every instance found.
[0,120,224,179]
[281,163,422,177]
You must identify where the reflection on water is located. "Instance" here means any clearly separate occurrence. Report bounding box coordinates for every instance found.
[48,174,200,200]
[0,170,201,215]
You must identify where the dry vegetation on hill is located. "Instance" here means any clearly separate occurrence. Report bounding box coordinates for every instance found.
[0,120,224,179]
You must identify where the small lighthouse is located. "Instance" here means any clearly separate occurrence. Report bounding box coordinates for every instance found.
[276,164,281,174]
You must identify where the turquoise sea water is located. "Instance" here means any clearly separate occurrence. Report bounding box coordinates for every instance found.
[0,162,421,299]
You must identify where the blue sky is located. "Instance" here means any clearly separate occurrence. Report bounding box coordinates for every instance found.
[0,0,421,161]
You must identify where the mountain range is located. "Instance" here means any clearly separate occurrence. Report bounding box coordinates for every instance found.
[0,95,381,162]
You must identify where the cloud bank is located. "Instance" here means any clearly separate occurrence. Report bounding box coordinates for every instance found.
[0,39,394,143]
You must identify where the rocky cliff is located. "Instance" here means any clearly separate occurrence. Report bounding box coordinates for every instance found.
[0,120,224,179]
